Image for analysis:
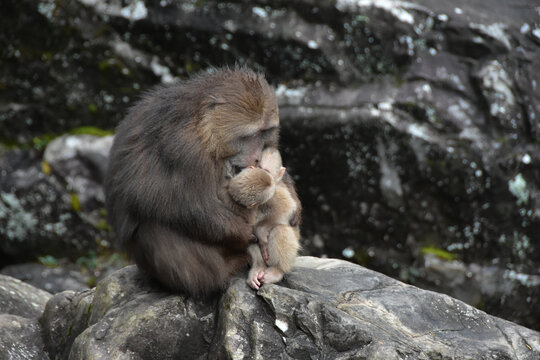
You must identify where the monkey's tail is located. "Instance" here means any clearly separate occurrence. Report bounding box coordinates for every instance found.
[130,223,241,298]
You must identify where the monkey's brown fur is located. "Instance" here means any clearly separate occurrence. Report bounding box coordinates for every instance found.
[105,67,296,298]
[228,148,301,289]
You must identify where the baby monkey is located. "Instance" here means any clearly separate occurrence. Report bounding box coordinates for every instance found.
[229,148,300,290]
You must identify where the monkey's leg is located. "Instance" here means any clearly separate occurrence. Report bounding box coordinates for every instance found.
[131,222,236,298]
[246,244,266,290]
[261,225,299,285]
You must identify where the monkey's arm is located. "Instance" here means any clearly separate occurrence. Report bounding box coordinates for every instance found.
[110,152,253,248]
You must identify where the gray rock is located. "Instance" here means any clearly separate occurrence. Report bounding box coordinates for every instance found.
[40,266,214,360]
[2,0,540,331]
[1,263,89,293]
[0,314,49,360]
[39,258,540,360]
[0,148,109,261]
[0,274,51,318]
[44,135,113,208]
[40,290,94,360]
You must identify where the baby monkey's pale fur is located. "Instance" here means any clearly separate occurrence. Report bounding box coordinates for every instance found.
[229,148,300,289]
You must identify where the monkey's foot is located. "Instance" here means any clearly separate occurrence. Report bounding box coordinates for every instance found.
[247,267,266,290]
[261,267,284,284]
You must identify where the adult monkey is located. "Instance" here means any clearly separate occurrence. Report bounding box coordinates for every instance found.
[105,67,294,298]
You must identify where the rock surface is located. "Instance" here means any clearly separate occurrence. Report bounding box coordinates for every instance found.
[0,274,51,360]
[1,0,539,330]
[0,142,112,263]
[1,263,89,293]
[38,258,540,360]
[0,274,51,318]
[0,314,49,360]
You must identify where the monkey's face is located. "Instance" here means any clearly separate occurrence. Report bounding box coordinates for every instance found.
[260,147,283,179]
[197,75,279,174]
[226,110,279,172]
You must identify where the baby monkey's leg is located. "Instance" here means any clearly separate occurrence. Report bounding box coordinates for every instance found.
[262,225,299,284]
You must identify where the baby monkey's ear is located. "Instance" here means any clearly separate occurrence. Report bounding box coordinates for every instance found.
[277,167,286,181]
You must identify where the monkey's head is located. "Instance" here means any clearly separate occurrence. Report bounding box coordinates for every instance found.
[229,167,276,208]
[196,68,279,175]
[260,147,286,182]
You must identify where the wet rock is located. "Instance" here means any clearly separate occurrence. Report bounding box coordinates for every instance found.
[0,274,51,318]
[39,258,540,360]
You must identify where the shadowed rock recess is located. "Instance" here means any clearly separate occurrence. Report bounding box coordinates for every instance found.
[33,258,540,359]
[1,0,540,333]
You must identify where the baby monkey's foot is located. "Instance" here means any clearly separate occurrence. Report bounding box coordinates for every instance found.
[261,267,284,285]
[247,267,266,290]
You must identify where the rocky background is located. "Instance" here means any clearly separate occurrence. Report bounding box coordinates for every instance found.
[1,0,539,345]
[5,257,540,360]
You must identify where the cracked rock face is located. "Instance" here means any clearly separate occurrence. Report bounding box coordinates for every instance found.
[1,0,539,330]
[38,258,540,360]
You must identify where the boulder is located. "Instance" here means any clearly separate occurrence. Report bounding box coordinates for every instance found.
[43,134,114,209]
[40,266,214,360]
[1,263,89,293]
[0,274,51,360]
[39,258,540,360]
[0,274,51,318]
[0,314,49,360]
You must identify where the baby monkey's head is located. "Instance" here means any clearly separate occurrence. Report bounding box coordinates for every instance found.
[228,147,285,208]
[229,167,275,208]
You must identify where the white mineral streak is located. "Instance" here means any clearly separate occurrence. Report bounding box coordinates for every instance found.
[508,173,529,205]
[150,57,174,83]
[275,319,289,333]
[407,123,432,142]
[252,7,268,18]
[78,0,148,21]
[120,1,147,20]
[478,60,515,116]
[470,23,511,50]
[335,0,415,25]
